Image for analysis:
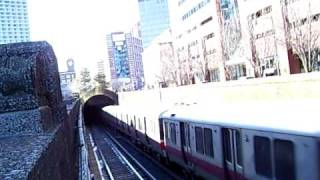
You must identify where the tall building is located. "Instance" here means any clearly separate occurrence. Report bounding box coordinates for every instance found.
[143,29,174,88]
[96,60,106,75]
[138,0,170,48]
[59,58,76,87]
[0,0,30,44]
[59,59,77,102]
[168,0,320,83]
[232,0,289,78]
[107,32,144,91]
[168,0,226,83]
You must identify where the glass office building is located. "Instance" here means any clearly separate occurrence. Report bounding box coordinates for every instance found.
[138,0,170,48]
[0,0,30,44]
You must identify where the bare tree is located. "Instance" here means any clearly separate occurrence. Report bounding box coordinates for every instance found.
[199,39,211,82]
[246,16,278,77]
[186,44,196,84]
[220,16,243,80]
[176,46,194,85]
[79,68,92,92]
[223,20,242,60]
[94,72,111,92]
[158,42,180,86]
[283,1,320,72]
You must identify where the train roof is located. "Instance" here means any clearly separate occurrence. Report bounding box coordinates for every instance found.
[103,103,170,117]
[161,100,320,137]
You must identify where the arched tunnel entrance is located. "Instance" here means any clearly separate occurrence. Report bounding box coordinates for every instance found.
[83,93,118,125]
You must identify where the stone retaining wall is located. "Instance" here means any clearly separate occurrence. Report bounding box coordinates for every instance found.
[27,101,80,180]
[0,42,79,180]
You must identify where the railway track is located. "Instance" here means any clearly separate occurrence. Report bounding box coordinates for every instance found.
[107,128,185,180]
[90,125,173,180]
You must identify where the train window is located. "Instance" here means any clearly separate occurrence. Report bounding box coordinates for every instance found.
[318,141,320,174]
[164,122,169,142]
[170,123,177,144]
[186,124,191,148]
[195,127,204,154]
[144,117,147,133]
[254,136,272,178]
[222,129,232,162]
[236,130,243,166]
[274,139,295,180]
[204,128,214,158]
[130,120,134,127]
[138,118,142,130]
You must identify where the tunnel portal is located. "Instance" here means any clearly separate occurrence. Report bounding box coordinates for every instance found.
[83,92,118,125]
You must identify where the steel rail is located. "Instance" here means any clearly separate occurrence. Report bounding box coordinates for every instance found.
[104,130,157,180]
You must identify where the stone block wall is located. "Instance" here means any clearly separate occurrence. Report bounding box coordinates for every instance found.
[0,42,79,180]
[27,101,80,180]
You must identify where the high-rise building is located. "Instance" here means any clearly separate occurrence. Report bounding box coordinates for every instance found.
[0,0,30,44]
[168,0,320,82]
[97,60,106,75]
[107,32,144,91]
[138,0,170,48]
[143,29,174,88]
[59,59,77,103]
[168,0,226,83]
[59,58,76,87]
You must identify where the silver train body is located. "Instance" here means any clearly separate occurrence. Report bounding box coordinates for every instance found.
[104,100,320,180]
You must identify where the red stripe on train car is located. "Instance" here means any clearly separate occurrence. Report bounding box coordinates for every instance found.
[166,145,247,180]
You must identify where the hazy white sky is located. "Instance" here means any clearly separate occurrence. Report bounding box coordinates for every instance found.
[28,0,139,74]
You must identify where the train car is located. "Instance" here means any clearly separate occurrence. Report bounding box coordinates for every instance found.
[105,105,136,138]
[160,101,320,180]
[103,104,169,158]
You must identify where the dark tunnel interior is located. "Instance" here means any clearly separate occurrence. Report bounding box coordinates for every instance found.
[82,95,117,125]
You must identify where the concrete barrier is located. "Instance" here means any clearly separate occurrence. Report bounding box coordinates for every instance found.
[118,73,320,106]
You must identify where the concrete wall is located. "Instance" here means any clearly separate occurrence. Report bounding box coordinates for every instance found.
[119,73,320,106]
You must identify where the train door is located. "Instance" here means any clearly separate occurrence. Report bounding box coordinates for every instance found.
[222,128,244,180]
[180,122,193,167]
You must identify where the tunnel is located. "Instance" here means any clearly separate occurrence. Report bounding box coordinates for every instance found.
[82,92,118,125]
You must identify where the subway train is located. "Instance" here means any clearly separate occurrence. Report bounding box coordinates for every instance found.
[103,100,320,180]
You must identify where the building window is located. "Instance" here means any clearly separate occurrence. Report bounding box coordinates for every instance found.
[205,32,214,40]
[254,136,272,178]
[261,57,277,76]
[182,0,211,21]
[228,64,246,80]
[274,139,296,180]
[264,6,272,15]
[195,127,204,154]
[256,10,262,18]
[200,16,213,26]
[312,13,320,22]
[210,68,220,82]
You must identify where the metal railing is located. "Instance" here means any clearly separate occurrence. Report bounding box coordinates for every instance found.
[78,106,91,180]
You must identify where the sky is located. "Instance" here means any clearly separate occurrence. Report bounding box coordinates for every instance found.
[28,0,140,76]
